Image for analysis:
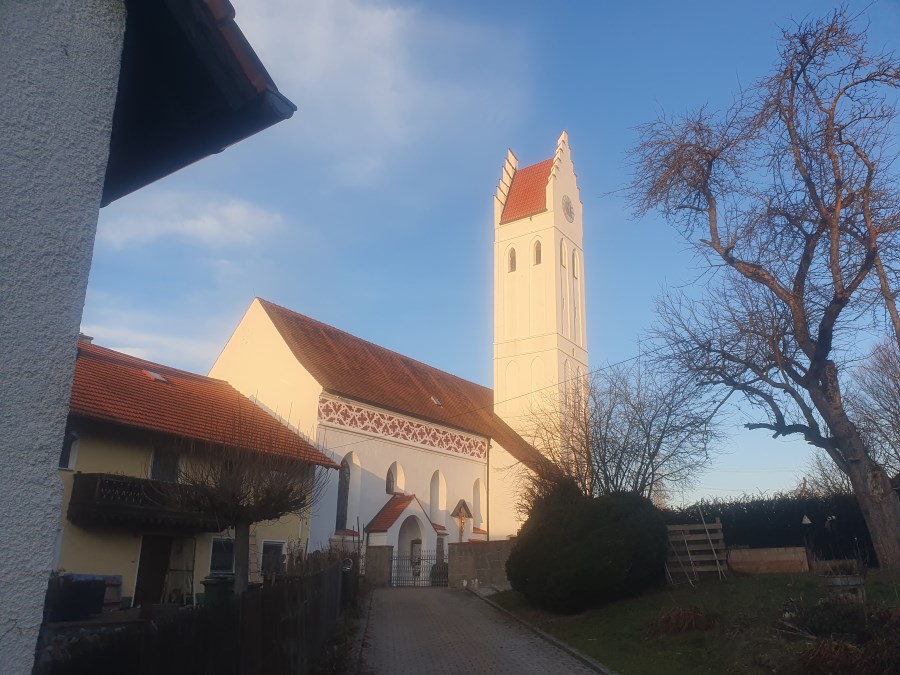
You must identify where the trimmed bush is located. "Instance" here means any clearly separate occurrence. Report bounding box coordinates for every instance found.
[506,485,667,613]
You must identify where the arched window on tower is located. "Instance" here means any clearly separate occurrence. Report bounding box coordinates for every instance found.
[508,248,516,272]
[533,241,542,265]
[573,251,579,278]
[560,240,567,267]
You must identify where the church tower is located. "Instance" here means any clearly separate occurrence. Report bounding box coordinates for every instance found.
[493,132,588,438]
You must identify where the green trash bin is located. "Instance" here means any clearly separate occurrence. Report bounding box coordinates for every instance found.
[201,575,234,606]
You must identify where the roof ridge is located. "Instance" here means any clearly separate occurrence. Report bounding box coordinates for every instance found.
[257,298,492,395]
[77,342,218,384]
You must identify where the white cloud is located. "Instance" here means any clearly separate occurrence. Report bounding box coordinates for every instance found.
[96,191,285,250]
[233,0,526,184]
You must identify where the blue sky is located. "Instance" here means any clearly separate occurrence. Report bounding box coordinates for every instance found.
[84,0,900,502]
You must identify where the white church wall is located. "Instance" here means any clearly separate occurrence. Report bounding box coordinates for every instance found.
[487,442,526,539]
[209,299,324,438]
[310,397,488,551]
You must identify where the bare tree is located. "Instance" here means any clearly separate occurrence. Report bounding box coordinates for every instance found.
[520,363,716,514]
[170,438,332,594]
[797,450,854,496]
[849,341,900,478]
[631,10,900,566]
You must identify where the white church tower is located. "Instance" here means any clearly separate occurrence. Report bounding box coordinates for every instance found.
[493,131,588,438]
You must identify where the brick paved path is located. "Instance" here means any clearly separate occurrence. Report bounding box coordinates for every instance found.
[358,588,602,674]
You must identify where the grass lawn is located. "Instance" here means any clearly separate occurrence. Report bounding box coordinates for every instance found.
[492,571,900,674]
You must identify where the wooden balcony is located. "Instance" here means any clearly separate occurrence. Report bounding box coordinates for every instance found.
[67,473,222,532]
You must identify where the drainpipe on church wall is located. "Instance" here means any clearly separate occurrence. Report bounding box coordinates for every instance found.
[486,441,491,542]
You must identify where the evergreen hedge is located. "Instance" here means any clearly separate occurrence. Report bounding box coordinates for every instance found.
[506,484,667,613]
[664,493,876,564]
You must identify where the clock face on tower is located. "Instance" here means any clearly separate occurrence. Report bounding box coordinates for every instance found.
[562,195,575,223]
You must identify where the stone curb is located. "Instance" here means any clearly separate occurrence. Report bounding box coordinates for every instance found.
[467,588,619,675]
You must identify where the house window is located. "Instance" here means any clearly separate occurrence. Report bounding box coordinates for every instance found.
[336,458,350,531]
[533,241,542,265]
[508,248,516,272]
[150,448,178,482]
[261,541,285,577]
[210,537,234,575]
[59,431,79,470]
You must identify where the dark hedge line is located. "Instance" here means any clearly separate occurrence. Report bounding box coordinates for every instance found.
[664,493,876,565]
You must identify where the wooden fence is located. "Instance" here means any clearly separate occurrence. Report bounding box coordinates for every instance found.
[666,518,727,583]
[35,561,357,675]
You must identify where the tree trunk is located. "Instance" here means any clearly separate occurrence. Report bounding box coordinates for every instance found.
[234,520,251,594]
[845,455,900,569]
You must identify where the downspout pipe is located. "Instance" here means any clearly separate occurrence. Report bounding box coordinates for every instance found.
[486,440,491,542]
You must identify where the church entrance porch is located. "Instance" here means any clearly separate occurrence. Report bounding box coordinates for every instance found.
[392,515,448,587]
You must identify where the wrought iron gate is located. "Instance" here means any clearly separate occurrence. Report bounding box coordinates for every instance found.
[392,550,447,587]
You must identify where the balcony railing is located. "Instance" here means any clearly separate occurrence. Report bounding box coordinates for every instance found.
[68,473,222,532]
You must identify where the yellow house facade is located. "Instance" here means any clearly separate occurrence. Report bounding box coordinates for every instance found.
[55,339,336,607]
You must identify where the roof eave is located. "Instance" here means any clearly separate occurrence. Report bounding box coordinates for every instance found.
[101,0,296,206]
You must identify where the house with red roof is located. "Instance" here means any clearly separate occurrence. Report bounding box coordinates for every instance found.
[54,339,335,608]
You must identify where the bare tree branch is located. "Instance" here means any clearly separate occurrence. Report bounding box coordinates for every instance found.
[631,9,900,567]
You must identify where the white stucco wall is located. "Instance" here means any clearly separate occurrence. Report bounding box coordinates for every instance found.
[311,398,489,551]
[488,443,526,539]
[0,1,125,670]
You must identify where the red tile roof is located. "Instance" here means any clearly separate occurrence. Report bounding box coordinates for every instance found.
[70,342,337,468]
[472,527,488,535]
[500,158,554,224]
[365,494,415,533]
[258,299,543,469]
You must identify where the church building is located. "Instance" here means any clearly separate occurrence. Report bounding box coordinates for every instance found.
[210,132,588,566]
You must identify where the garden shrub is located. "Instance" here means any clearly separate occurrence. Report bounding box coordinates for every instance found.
[506,484,667,613]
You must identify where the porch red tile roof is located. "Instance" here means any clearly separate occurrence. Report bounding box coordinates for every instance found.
[70,342,337,468]
[365,494,415,533]
[258,299,544,470]
[500,157,554,224]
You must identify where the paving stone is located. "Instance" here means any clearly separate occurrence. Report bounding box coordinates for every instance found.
[359,588,601,674]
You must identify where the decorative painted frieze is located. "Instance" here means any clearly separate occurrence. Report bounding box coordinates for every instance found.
[318,397,487,460]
